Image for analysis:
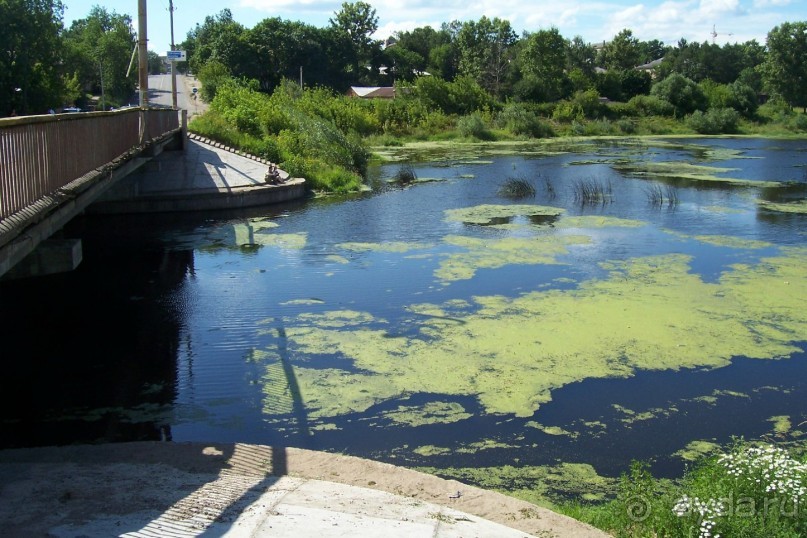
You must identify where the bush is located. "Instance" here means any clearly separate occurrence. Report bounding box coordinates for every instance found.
[627,95,675,117]
[616,119,636,133]
[573,440,807,538]
[456,113,491,139]
[792,113,807,132]
[497,102,555,138]
[553,102,584,123]
[651,73,707,117]
[687,108,740,134]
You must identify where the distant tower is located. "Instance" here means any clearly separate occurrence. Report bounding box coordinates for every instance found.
[710,24,734,44]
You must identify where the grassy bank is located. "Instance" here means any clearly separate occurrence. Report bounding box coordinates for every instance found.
[558,438,807,538]
[187,78,807,194]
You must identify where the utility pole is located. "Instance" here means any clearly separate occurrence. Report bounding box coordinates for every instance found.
[137,0,148,109]
[169,0,178,109]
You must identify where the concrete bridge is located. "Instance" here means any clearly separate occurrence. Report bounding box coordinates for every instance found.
[0,108,304,280]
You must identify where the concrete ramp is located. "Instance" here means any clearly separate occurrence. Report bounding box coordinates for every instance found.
[90,137,305,214]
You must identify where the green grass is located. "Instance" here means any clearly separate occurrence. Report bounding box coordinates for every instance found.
[558,439,807,538]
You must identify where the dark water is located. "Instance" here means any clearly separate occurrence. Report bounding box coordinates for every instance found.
[2,137,805,494]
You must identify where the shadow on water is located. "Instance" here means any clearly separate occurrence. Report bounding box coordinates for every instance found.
[0,244,193,448]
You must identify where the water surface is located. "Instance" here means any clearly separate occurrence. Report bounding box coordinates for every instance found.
[2,137,805,501]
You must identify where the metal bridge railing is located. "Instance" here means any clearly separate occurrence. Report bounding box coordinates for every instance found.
[0,108,180,220]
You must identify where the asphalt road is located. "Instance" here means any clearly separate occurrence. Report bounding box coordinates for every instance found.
[147,73,207,117]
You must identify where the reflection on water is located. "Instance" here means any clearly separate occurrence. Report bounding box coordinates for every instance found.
[1,137,805,501]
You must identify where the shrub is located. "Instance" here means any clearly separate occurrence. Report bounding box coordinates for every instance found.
[651,73,707,117]
[687,108,740,134]
[627,94,675,117]
[616,119,636,134]
[497,102,555,138]
[573,440,807,538]
[456,113,491,139]
[792,113,807,132]
[553,102,584,123]
[572,89,607,119]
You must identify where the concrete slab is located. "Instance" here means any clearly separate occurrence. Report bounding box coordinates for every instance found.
[89,138,305,214]
[0,442,611,538]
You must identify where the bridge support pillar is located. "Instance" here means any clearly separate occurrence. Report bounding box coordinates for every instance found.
[2,239,82,281]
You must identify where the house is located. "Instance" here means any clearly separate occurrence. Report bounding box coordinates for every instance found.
[348,87,397,99]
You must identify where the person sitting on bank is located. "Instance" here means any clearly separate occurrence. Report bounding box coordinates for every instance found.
[265,164,282,184]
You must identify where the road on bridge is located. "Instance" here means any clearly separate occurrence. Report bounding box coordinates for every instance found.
[147,73,209,118]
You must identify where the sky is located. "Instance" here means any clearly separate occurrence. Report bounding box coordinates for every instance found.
[61,0,805,57]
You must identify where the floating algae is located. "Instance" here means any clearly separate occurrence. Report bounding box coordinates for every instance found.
[377,401,472,427]
[693,235,773,249]
[673,440,721,462]
[613,161,781,187]
[338,241,434,253]
[444,204,564,225]
[525,421,576,437]
[269,248,807,422]
[416,462,616,505]
[768,415,792,435]
[435,234,591,283]
[757,199,807,214]
[251,232,307,249]
[554,216,646,229]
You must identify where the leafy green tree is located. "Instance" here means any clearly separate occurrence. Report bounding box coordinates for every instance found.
[197,59,231,101]
[519,28,569,102]
[63,6,138,108]
[455,16,517,98]
[598,29,641,71]
[637,39,666,64]
[382,44,424,83]
[761,21,807,110]
[148,51,164,75]
[184,9,249,79]
[657,39,766,84]
[619,69,651,99]
[329,1,380,83]
[245,18,332,92]
[392,26,452,78]
[650,73,707,116]
[566,36,597,78]
[1,0,65,115]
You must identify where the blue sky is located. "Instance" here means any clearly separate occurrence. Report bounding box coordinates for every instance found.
[62,0,805,57]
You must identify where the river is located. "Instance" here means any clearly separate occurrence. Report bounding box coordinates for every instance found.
[2,136,805,501]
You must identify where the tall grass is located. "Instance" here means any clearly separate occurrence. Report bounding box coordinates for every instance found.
[393,163,418,184]
[571,177,613,205]
[645,184,680,208]
[498,176,536,198]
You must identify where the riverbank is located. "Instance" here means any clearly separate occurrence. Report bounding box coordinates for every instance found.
[0,441,609,537]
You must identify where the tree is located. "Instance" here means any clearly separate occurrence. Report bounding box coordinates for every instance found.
[598,29,641,71]
[566,36,597,77]
[63,6,137,108]
[392,25,453,78]
[246,18,330,91]
[761,21,807,110]
[1,0,65,115]
[455,16,517,97]
[147,51,164,75]
[184,9,249,78]
[329,1,380,82]
[519,28,569,102]
[651,73,707,116]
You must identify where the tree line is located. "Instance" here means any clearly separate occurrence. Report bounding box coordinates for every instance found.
[181,2,807,112]
[1,0,163,116]
[3,0,804,117]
